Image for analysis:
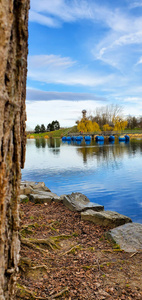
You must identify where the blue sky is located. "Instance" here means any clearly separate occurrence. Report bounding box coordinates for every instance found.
[26,0,142,129]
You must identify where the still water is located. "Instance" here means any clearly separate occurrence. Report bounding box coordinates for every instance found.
[22,138,142,223]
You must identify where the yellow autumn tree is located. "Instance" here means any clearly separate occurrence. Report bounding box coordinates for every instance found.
[103,124,113,131]
[92,122,101,132]
[77,120,100,133]
[77,120,86,132]
[113,117,128,132]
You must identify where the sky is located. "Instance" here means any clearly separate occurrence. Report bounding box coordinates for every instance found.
[26,0,142,130]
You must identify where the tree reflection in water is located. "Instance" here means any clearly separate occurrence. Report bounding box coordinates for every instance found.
[35,137,60,155]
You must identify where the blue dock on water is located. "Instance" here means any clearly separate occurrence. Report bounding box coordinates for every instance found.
[95,135,104,142]
[62,134,130,143]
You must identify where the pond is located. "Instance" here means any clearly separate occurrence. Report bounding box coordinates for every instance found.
[22,138,142,223]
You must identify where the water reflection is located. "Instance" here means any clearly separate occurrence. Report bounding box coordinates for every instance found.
[34,138,142,163]
[76,139,142,164]
[35,138,46,148]
[35,137,61,150]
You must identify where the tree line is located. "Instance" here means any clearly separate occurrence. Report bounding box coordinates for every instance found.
[76,105,142,133]
[34,120,60,133]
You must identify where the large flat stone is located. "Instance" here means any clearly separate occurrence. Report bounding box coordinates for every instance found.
[81,210,132,228]
[60,192,104,212]
[21,181,36,188]
[20,186,34,195]
[106,223,142,252]
[20,181,51,194]
[29,191,60,204]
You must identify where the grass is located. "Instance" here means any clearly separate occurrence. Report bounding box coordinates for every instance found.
[27,126,78,139]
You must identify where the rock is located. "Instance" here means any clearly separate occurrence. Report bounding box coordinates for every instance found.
[32,182,45,189]
[29,191,60,204]
[60,192,104,212]
[81,210,132,228]
[20,195,29,203]
[20,186,34,195]
[34,186,51,193]
[21,181,36,188]
[106,223,142,252]
[20,181,51,194]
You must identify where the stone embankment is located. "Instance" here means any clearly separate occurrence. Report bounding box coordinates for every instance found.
[20,181,142,253]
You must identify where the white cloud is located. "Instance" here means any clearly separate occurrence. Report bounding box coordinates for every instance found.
[30,0,142,33]
[29,1,142,73]
[29,11,60,27]
[28,54,113,87]
[92,28,142,70]
[129,1,142,9]
[29,54,76,69]
[26,97,142,130]
[30,0,94,24]
[136,56,142,65]
[123,97,142,104]
[26,99,105,129]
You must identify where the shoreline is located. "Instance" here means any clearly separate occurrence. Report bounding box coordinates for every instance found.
[20,180,142,253]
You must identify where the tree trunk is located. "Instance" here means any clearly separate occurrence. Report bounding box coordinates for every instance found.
[0,1,29,299]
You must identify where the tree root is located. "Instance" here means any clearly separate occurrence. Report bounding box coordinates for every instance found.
[17,284,68,299]
[49,287,68,299]
[21,237,60,252]
[21,234,73,252]
[61,244,81,255]
[30,264,48,270]
[21,237,50,253]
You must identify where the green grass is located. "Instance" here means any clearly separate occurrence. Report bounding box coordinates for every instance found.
[123,128,142,134]
[27,126,78,139]
[27,126,142,139]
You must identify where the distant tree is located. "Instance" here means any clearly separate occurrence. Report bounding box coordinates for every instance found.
[92,104,123,127]
[35,124,41,133]
[47,123,51,131]
[47,123,53,131]
[53,120,60,130]
[138,117,142,129]
[127,115,138,129]
[40,124,46,132]
[47,120,60,131]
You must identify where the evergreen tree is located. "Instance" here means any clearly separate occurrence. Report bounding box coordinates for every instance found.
[35,124,41,133]
[40,124,46,132]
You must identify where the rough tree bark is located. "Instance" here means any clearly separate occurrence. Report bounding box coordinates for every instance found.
[0,1,29,299]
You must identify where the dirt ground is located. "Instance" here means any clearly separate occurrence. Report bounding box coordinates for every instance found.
[16,201,142,300]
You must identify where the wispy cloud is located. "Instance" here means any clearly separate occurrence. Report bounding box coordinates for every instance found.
[28,54,112,87]
[30,0,94,25]
[136,56,142,65]
[30,0,142,32]
[29,55,76,69]
[129,1,142,9]
[29,11,60,27]
[92,21,142,71]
